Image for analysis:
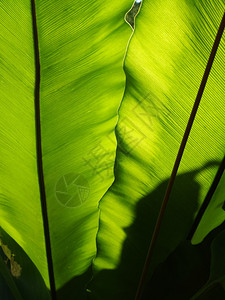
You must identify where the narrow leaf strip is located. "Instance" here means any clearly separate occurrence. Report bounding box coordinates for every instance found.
[187,155,225,241]
[31,1,56,298]
[135,12,225,300]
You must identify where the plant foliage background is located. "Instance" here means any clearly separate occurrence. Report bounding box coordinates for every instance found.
[0,0,224,299]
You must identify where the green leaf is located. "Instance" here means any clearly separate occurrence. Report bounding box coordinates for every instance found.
[35,0,132,291]
[0,0,132,297]
[1,0,225,299]
[0,0,48,290]
[90,0,225,299]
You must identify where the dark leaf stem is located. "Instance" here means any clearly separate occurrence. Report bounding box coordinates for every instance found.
[31,1,57,299]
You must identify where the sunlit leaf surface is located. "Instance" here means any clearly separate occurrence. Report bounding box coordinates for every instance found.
[0,0,224,299]
[91,1,225,299]
[0,0,132,296]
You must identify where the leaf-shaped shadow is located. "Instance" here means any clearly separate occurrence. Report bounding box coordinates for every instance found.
[141,220,225,300]
[88,160,220,300]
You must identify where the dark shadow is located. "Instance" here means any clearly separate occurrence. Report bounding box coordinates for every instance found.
[0,227,51,300]
[0,272,15,300]
[0,227,93,300]
[57,267,92,300]
[88,161,220,300]
[141,220,225,300]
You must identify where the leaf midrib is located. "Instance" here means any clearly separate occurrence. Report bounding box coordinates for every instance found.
[31,1,56,299]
